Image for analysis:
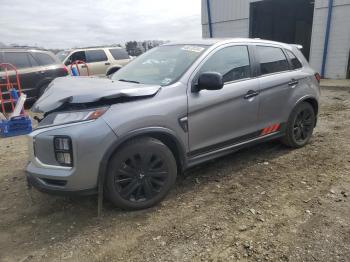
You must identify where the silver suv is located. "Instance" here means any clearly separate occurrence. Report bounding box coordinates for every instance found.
[27,39,320,210]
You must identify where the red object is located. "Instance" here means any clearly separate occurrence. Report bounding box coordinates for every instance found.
[0,63,23,114]
[62,66,69,74]
[314,73,321,83]
[260,123,280,136]
[70,60,90,76]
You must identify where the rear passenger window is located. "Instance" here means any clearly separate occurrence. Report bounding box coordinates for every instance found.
[285,50,302,70]
[2,52,32,69]
[28,54,39,67]
[257,46,289,75]
[85,50,108,62]
[67,51,86,65]
[109,49,129,60]
[34,52,56,66]
[198,46,251,83]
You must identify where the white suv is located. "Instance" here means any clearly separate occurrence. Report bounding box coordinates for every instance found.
[57,47,131,76]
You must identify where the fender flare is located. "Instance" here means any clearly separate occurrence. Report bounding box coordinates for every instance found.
[98,126,187,184]
[290,95,319,126]
[293,95,319,114]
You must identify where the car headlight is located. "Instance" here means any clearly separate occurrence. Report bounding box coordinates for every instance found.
[38,107,109,128]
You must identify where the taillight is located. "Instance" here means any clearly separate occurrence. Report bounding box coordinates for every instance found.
[314,73,321,83]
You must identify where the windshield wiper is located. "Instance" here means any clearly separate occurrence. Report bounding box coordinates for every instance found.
[118,79,140,84]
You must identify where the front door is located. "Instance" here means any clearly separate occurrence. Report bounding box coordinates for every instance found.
[187,45,260,155]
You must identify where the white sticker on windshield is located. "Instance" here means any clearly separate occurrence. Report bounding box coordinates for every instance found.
[162,78,172,85]
[181,45,205,53]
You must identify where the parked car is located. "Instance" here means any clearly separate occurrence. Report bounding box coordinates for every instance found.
[27,39,320,210]
[56,47,131,76]
[0,48,68,110]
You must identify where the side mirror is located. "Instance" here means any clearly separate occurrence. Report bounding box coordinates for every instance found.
[192,72,224,92]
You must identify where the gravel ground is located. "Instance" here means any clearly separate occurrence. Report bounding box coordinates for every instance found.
[0,87,349,262]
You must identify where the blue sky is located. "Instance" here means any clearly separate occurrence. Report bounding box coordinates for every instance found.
[0,0,202,48]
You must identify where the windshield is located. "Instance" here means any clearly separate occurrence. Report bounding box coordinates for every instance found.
[111,45,208,86]
[56,50,70,62]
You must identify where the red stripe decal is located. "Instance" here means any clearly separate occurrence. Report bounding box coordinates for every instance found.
[272,124,280,132]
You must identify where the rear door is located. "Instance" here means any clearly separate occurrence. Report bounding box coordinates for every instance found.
[187,44,260,155]
[255,45,297,130]
[108,48,130,66]
[85,49,109,75]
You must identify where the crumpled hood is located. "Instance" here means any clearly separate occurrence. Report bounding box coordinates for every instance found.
[31,76,161,113]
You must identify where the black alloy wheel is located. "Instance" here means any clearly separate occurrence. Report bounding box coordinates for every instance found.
[106,137,177,210]
[115,152,169,202]
[281,102,316,148]
[293,107,314,144]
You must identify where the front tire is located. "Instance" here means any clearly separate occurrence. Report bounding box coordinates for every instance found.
[105,137,177,210]
[281,102,316,148]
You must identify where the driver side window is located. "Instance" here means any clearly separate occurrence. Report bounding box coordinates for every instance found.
[198,45,251,83]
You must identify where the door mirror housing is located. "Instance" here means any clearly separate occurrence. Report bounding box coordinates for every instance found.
[193,72,224,92]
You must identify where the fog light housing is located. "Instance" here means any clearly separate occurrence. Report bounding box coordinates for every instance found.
[54,136,73,166]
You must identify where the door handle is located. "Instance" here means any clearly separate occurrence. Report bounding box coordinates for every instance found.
[288,79,299,87]
[105,62,111,66]
[81,65,87,68]
[244,90,259,99]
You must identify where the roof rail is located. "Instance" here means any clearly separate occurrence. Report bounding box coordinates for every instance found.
[291,44,303,50]
[0,46,49,51]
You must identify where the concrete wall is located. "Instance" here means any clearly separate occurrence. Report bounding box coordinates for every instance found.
[202,0,350,79]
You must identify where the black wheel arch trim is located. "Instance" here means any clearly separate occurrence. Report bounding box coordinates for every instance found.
[98,127,187,185]
[292,95,319,125]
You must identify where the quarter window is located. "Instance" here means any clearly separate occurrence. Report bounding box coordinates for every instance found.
[85,50,108,63]
[285,50,302,70]
[257,46,289,75]
[109,48,129,60]
[198,46,251,83]
[34,52,56,66]
[2,52,32,69]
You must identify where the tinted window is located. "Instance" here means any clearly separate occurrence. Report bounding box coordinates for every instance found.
[285,50,302,70]
[34,52,56,66]
[198,46,251,83]
[28,54,39,67]
[257,46,289,75]
[85,50,107,62]
[2,52,32,69]
[109,48,129,60]
[66,51,86,65]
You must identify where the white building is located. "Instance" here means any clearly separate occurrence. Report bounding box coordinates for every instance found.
[202,0,350,79]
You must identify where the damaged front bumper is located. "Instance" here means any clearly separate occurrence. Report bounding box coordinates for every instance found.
[26,118,118,195]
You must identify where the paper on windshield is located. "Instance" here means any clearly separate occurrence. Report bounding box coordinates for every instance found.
[181,45,205,53]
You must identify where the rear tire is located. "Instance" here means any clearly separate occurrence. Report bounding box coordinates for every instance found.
[105,137,177,210]
[281,102,316,148]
